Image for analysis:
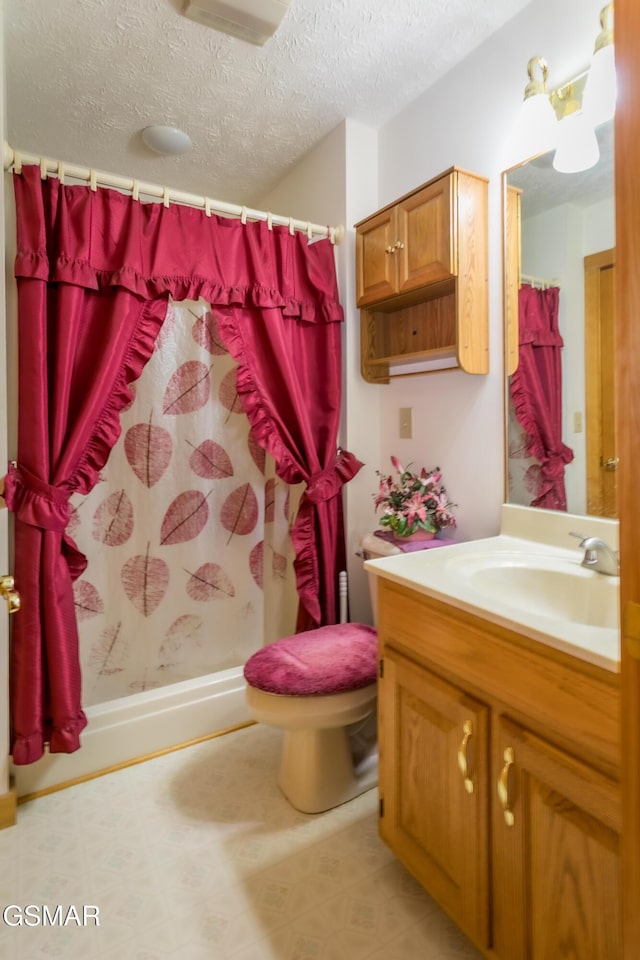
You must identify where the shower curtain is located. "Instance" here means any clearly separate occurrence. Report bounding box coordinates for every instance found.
[70,299,293,706]
[6,164,361,763]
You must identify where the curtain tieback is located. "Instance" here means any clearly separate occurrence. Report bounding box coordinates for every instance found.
[4,461,72,532]
[304,449,364,504]
[540,445,574,479]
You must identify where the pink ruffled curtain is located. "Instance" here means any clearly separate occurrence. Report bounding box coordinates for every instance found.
[215,305,360,630]
[7,164,359,763]
[510,284,573,510]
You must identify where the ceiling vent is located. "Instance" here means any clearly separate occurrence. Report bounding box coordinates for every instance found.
[183,0,290,45]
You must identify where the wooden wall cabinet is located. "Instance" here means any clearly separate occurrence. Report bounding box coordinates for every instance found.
[355,168,488,382]
[376,577,622,959]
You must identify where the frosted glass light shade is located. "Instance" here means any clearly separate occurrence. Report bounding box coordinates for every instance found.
[553,113,600,173]
[142,125,193,156]
[515,92,558,161]
[582,44,617,128]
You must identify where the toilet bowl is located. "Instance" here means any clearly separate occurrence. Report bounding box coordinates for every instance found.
[243,535,399,814]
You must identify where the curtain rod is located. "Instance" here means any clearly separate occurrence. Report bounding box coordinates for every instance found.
[2,141,345,245]
[521,272,561,290]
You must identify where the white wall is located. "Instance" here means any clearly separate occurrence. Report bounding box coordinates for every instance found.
[372,0,606,545]
[259,0,607,619]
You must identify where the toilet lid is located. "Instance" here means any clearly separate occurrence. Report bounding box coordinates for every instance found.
[243,623,378,696]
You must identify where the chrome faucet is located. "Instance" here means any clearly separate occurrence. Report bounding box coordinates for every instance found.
[569,532,620,576]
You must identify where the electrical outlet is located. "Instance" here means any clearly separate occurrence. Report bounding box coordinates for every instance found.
[573,411,583,433]
[399,407,413,439]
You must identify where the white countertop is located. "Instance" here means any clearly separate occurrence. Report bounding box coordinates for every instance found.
[365,507,620,673]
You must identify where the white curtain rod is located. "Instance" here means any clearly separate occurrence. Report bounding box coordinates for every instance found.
[521,272,561,290]
[2,142,345,245]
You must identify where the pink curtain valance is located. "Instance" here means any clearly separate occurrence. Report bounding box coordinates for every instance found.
[8,165,358,764]
[14,164,343,325]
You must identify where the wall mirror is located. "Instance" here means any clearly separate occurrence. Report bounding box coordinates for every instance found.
[503,119,615,518]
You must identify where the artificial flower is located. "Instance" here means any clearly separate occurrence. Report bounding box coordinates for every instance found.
[374,458,456,536]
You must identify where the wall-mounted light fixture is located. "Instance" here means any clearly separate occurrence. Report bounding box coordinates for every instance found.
[519,57,558,159]
[551,74,601,173]
[582,3,616,128]
[520,3,615,173]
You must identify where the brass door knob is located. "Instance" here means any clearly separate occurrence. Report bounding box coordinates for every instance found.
[603,457,619,472]
[0,575,21,614]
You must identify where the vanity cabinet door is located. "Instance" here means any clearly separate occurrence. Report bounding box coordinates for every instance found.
[378,647,490,948]
[492,715,622,960]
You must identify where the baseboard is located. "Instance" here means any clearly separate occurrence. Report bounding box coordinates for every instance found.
[0,778,17,829]
[12,667,250,800]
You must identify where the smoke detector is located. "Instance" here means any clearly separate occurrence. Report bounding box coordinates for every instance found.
[183,0,291,45]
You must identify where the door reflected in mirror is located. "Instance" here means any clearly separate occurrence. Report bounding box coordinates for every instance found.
[503,119,615,518]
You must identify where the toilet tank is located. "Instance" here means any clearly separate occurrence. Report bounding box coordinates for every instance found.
[359,534,402,623]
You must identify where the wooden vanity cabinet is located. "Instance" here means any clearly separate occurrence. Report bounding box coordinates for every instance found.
[355,168,488,382]
[379,647,490,945]
[492,716,622,960]
[376,577,622,959]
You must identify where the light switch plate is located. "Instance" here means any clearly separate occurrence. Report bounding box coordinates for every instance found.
[399,407,413,439]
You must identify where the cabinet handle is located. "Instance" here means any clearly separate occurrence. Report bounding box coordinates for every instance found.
[385,244,396,254]
[497,746,515,827]
[457,719,474,794]
[393,240,405,251]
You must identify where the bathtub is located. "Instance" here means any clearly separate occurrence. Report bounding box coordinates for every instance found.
[11,667,250,799]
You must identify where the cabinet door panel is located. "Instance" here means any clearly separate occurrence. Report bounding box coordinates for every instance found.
[493,715,622,960]
[379,647,489,947]
[356,207,398,306]
[396,175,454,292]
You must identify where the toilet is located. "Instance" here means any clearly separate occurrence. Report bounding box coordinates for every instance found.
[243,534,400,814]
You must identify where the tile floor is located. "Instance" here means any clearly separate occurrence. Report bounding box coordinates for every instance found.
[0,724,484,959]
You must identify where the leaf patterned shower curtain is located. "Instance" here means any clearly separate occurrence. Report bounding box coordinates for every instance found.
[7,164,359,763]
[70,300,294,706]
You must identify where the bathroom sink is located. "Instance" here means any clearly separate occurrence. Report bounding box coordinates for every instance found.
[365,525,620,672]
[452,554,619,630]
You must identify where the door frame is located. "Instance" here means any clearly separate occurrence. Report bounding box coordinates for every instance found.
[0,8,15,827]
[616,1,640,955]
[584,247,616,516]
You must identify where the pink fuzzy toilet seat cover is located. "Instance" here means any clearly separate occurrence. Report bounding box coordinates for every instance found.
[244,623,378,696]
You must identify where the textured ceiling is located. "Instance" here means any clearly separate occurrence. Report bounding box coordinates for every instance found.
[4,0,532,207]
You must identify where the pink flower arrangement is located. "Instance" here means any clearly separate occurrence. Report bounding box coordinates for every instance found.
[374,456,456,537]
